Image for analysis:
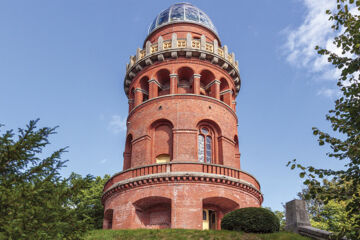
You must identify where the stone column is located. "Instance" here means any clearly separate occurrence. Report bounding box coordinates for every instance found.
[211,80,220,100]
[134,88,143,107]
[193,74,201,95]
[285,199,311,233]
[170,73,178,94]
[148,79,159,99]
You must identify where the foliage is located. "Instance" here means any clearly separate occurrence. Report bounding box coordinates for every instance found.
[0,120,108,239]
[287,0,360,238]
[84,229,311,240]
[274,210,286,231]
[221,207,280,233]
[298,181,356,234]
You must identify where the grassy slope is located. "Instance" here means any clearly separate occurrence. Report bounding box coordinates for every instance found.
[84,229,311,240]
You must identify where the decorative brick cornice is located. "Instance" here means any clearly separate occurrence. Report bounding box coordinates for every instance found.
[172,129,198,134]
[102,172,263,204]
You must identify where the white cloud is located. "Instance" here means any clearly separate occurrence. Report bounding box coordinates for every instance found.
[100,158,107,164]
[317,88,340,98]
[283,0,338,80]
[108,115,127,134]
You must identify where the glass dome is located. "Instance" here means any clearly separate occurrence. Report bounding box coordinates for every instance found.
[148,3,218,35]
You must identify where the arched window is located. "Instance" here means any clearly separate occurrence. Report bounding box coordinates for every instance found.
[198,126,213,163]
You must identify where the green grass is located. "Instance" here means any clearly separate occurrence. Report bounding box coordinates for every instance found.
[84,229,311,240]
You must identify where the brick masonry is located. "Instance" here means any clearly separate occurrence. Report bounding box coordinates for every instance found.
[103,5,263,230]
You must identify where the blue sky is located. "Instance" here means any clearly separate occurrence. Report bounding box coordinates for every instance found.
[0,0,344,211]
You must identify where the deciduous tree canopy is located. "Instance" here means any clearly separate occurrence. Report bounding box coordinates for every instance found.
[288,0,360,238]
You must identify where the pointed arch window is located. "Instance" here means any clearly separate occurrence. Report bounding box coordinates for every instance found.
[198,127,212,163]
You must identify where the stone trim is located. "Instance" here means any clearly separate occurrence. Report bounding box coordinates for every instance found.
[148,79,161,88]
[102,172,263,204]
[169,73,178,78]
[131,135,151,145]
[204,79,221,90]
[218,136,235,145]
[135,88,149,95]
[220,89,233,95]
[172,129,198,134]
[193,73,201,78]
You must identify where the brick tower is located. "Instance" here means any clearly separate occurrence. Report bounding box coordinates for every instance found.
[102,3,263,230]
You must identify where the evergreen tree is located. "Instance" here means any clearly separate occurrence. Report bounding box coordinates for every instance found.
[0,120,107,239]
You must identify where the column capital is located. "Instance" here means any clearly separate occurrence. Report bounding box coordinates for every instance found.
[193,74,201,78]
[148,79,161,87]
[169,73,178,78]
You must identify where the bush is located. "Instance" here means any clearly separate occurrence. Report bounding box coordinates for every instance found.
[221,207,280,233]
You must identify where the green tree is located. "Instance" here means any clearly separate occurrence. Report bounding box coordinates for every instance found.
[0,120,107,239]
[297,181,355,234]
[288,0,360,238]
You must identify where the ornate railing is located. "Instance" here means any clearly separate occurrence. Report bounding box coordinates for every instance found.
[103,162,260,192]
[126,34,238,71]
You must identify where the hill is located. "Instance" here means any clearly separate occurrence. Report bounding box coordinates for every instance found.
[84,229,310,240]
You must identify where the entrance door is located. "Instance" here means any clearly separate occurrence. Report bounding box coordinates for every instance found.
[209,211,216,230]
[203,209,217,230]
[202,210,209,230]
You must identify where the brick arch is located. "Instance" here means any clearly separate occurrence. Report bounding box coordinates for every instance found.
[199,69,216,97]
[177,66,194,94]
[202,196,239,213]
[103,209,114,229]
[133,196,171,229]
[196,119,222,136]
[156,68,171,96]
[123,134,133,170]
[220,77,230,92]
[139,76,149,102]
[150,119,174,163]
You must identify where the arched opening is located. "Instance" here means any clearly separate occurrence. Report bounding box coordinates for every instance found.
[124,134,133,170]
[133,196,171,229]
[103,209,114,229]
[177,67,194,94]
[202,197,239,230]
[197,120,222,164]
[231,89,236,110]
[200,70,215,97]
[139,76,149,102]
[156,69,170,96]
[220,78,229,103]
[234,135,240,168]
[151,119,173,163]
[129,88,135,111]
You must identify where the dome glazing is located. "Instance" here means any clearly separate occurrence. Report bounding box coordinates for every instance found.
[148,3,217,35]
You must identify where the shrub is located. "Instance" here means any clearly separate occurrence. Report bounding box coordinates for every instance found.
[221,207,280,233]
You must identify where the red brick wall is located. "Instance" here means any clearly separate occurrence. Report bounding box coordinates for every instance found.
[104,182,260,229]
